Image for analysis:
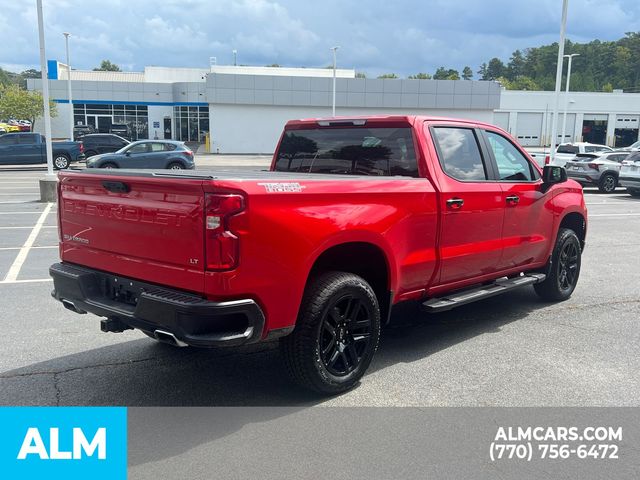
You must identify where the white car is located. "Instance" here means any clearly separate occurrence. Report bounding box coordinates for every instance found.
[619,151,640,197]
[548,142,613,167]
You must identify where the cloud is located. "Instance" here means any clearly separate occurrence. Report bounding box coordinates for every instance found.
[0,0,638,77]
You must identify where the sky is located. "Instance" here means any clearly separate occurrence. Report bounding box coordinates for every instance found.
[1,0,639,77]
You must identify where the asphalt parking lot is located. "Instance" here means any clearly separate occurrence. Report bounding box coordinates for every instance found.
[0,164,639,407]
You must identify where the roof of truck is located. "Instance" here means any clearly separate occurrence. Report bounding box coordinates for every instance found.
[285,115,496,129]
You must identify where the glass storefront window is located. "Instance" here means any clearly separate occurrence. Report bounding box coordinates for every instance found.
[173,105,210,142]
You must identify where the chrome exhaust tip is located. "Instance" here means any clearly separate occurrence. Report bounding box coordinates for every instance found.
[154,330,188,347]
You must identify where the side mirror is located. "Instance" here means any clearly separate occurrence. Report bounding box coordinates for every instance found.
[542,165,567,186]
[125,151,131,156]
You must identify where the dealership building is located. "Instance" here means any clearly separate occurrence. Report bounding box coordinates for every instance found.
[28,60,640,153]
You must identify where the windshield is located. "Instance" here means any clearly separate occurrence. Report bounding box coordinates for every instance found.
[274,127,419,177]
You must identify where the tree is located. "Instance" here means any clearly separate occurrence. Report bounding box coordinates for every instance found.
[408,73,432,79]
[355,72,367,78]
[93,60,121,72]
[462,66,473,80]
[496,76,540,90]
[507,50,525,80]
[0,68,11,87]
[265,63,281,67]
[0,84,57,128]
[478,62,489,80]
[486,58,506,80]
[433,67,460,80]
[377,73,398,79]
[602,83,613,92]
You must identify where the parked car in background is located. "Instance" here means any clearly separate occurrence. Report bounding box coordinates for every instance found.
[0,126,6,135]
[0,132,85,169]
[0,121,21,133]
[73,124,95,140]
[85,140,194,169]
[615,140,640,152]
[619,151,640,197]
[547,142,613,167]
[109,123,130,139]
[565,151,631,193]
[81,134,130,158]
[8,120,30,132]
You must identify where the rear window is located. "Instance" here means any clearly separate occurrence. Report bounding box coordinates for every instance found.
[274,127,419,177]
[557,145,579,154]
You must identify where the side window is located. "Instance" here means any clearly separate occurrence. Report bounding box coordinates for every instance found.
[18,134,36,144]
[0,135,17,145]
[127,143,148,154]
[150,143,165,152]
[584,146,597,153]
[485,131,537,181]
[165,143,177,151]
[432,127,487,181]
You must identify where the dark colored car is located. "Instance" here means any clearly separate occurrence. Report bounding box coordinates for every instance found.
[81,134,130,158]
[73,124,95,140]
[85,140,194,169]
[109,124,130,140]
[0,132,85,169]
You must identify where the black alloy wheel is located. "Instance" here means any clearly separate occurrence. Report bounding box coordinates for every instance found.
[319,293,373,376]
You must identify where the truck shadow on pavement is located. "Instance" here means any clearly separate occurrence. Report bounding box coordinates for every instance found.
[0,288,545,409]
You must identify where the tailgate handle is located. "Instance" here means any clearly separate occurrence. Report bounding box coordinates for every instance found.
[102,181,130,193]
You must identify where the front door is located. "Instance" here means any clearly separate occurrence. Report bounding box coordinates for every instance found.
[427,124,504,287]
[481,129,555,270]
[164,118,172,139]
[97,116,112,133]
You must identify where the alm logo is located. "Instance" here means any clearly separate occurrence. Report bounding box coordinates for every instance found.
[17,427,106,460]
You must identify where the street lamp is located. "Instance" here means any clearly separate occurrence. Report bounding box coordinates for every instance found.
[330,46,340,117]
[63,32,73,140]
[232,49,237,66]
[549,0,569,163]
[36,0,54,178]
[560,53,580,144]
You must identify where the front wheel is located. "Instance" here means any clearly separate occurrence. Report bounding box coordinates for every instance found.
[534,228,582,301]
[53,154,70,170]
[280,271,381,394]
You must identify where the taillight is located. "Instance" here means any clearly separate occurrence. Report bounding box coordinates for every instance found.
[204,193,245,270]
[185,150,193,157]
[79,142,84,153]
[587,163,599,170]
[544,155,550,165]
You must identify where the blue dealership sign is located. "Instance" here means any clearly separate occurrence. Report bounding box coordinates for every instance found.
[0,407,127,479]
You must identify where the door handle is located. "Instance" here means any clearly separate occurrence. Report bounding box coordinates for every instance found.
[446,198,464,210]
[505,195,520,205]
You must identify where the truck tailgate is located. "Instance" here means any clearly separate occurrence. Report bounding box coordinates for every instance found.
[58,171,206,293]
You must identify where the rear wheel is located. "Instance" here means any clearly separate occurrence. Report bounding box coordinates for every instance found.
[53,154,70,170]
[167,162,184,170]
[627,188,640,197]
[101,162,118,169]
[280,271,381,394]
[598,173,617,193]
[534,228,582,301]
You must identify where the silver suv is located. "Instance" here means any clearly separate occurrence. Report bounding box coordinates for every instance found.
[565,151,632,193]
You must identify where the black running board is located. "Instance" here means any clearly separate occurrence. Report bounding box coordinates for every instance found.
[422,274,546,313]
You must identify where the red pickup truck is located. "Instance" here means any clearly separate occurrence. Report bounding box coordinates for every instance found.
[50,116,587,394]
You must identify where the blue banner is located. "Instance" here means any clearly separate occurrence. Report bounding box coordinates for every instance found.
[0,407,127,480]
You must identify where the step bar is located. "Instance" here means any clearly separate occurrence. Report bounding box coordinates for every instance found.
[422,273,546,313]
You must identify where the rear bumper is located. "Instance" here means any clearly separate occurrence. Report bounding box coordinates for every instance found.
[49,262,265,347]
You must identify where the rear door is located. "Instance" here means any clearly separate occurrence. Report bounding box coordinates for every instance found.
[480,128,554,270]
[0,134,19,164]
[426,124,504,287]
[58,172,207,292]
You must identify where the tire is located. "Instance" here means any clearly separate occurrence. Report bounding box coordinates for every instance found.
[101,162,118,169]
[280,271,381,394]
[598,173,617,193]
[53,154,70,170]
[167,162,184,170]
[627,188,640,198]
[534,228,582,301]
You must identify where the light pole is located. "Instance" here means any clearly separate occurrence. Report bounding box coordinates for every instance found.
[330,46,340,117]
[560,53,580,144]
[549,0,569,163]
[232,49,237,66]
[63,32,73,140]
[36,0,54,177]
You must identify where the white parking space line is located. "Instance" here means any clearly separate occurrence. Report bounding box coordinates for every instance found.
[0,211,47,215]
[589,213,640,217]
[0,225,56,229]
[0,246,57,251]
[1,203,53,283]
[0,278,52,284]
